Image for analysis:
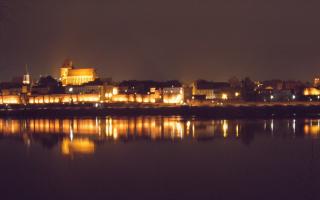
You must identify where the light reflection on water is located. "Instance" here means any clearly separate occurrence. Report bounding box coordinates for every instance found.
[0,116,319,156]
[1,117,320,200]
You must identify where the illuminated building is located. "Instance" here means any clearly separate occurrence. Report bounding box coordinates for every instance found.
[67,84,105,95]
[28,93,101,104]
[0,95,21,104]
[110,86,186,103]
[303,87,320,96]
[192,81,215,100]
[314,77,320,87]
[0,82,23,104]
[162,87,184,104]
[192,80,230,100]
[104,85,119,101]
[183,86,193,102]
[23,74,30,85]
[0,82,24,96]
[116,80,183,103]
[192,80,239,101]
[22,65,31,85]
[221,93,228,100]
[111,93,158,103]
[23,68,31,85]
[60,59,96,86]
[65,81,105,101]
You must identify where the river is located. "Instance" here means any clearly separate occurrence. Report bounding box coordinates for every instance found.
[0,116,319,200]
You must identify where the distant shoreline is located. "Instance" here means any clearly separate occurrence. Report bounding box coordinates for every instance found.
[1,102,320,118]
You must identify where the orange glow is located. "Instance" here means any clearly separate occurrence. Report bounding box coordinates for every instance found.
[0,95,21,104]
[60,62,96,86]
[222,93,228,100]
[0,119,20,134]
[304,125,320,137]
[222,120,228,138]
[304,88,320,96]
[0,117,245,141]
[111,94,158,103]
[163,94,183,104]
[304,120,320,138]
[236,124,239,137]
[61,138,95,155]
[28,94,100,104]
[112,87,118,95]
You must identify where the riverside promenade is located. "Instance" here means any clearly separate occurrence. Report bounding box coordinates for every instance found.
[1,101,320,118]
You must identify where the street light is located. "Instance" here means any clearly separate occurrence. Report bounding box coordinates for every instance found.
[270,95,274,100]
[222,93,228,100]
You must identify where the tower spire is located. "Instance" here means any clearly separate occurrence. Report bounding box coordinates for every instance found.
[25,64,29,75]
[23,64,31,85]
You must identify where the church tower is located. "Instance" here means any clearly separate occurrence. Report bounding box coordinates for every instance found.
[60,59,74,86]
[23,65,31,85]
[59,59,96,86]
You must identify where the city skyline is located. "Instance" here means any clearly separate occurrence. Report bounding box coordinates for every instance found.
[2,2,320,200]
[0,58,317,83]
[1,1,320,81]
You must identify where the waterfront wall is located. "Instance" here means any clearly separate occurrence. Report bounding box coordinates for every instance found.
[0,92,184,105]
[0,95,21,104]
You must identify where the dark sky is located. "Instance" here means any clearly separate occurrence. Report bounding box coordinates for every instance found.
[1,0,320,82]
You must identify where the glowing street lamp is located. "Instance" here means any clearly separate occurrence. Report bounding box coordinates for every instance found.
[270,95,274,100]
[222,93,228,100]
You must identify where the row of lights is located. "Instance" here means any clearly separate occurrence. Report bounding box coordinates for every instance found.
[270,94,296,100]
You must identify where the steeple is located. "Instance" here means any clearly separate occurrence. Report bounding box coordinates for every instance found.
[62,58,74,69]
[23,64,31,85]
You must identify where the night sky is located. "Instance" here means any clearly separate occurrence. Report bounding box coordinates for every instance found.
[1,0,320,82]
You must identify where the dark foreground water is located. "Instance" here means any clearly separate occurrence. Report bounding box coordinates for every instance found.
[0,116,320,200]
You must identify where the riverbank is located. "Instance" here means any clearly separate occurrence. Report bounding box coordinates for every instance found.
[1,102,320,118]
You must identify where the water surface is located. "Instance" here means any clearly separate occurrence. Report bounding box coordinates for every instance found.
[0,116,319,200]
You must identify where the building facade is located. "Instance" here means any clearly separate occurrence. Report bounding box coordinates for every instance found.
[60,59,97,86]
[162,87,184,104]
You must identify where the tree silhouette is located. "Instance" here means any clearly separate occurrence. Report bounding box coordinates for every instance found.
[241,77,258,101]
